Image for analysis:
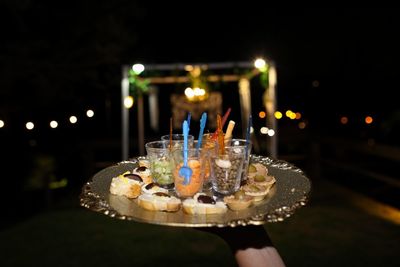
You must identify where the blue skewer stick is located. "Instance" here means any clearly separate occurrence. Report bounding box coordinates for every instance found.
[245,114,252,157]
[196,113,207,151]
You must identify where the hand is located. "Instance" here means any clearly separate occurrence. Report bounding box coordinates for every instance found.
[198,225,273,251]
[197,225,285,267]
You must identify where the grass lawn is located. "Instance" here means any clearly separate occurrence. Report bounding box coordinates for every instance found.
[0,179,398,267]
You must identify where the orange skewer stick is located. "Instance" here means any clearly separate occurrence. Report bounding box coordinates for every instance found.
[217,114,225,155]
[212,107,231,140]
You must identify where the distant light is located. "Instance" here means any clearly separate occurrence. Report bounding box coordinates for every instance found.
[254,58,267,71]
[365,116,373,124]
[50,121,58,129]
[132,63,145,75]
[289,112,296,120]
[26,122,34,130]
[86,109,94,118]
[259,111,266,119]
[124,96,134,109]
[312,80,320,88]
[340,116,348,124]
[185,87,195,98]
[193,87,204,96]
[285,110,293,118]
[267,129,275,136]
[69,116,78,124]
[260,127,269,134]
[0,120,4,128]
[274,111,283,119]
[295,112,302,120]
[184,65,194,72]
[250,126,254,134]
[298,122,306,129]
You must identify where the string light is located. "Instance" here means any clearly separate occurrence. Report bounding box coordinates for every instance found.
[274,111,283,119]
[295,112,302,120]
[86,109,94,118]
[124,96,134,109]
[50,121,58,129]
[260,127,269,134]
[285,110,293,118]
[365,116,373,124]
[254,58,267,70]
[132,63,145,75]
[1,108,95,131]
[267,129,275,136]
[259,111,266,119]
[69,116,78,124]
[340,116,348,124]
[26,122,34,130]
[298,122,306,129]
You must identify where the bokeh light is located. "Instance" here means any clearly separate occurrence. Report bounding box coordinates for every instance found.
[86,109,94,118]
[132,63,145,75]
[124,96,134,109]
[274,111,283,119]
[50,121,58,128]
[26,122,34,130]
[365,116,373,124]
[69,116,78,124]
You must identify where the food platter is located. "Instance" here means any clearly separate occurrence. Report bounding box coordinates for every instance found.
[80,155,311,227]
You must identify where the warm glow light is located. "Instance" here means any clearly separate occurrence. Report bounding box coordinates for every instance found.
[69,116,78,124]
[132,63,145,75]
[193,87,203,96]
[259,111,266,119]
[298,122,306,129]
[185,87,195,98]
[50,121,58,129]
[250,126,254,134]
[0,120,4,128]
[289,113,296,120]
[267,129,275,136]
[365,116,373,124]
[86,109,94,118]
[274,111,283,119]
[260,127,269,134]
[26,122,34,130]
[340,116,348,124]
[285,110,293,118]
[254,58,266,70]
[124,96,134,109]
[295,112,302,120]
[184,65,194,72]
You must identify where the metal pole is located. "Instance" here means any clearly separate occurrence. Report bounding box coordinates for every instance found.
[137,92,145,155]
[121,65,130,160]
[264,63,278,158]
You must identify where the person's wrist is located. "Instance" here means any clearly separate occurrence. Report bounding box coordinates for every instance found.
[209,225,273,252]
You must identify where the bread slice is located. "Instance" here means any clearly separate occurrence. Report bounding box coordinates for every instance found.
[138,193,181,212]
[182,193,227,215]
[109,172,142,199]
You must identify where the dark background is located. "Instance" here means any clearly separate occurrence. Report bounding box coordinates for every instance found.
[0,2,399,231]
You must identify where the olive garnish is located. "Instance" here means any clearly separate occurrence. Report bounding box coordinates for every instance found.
[197,195,216,204]
[123,173,143,182]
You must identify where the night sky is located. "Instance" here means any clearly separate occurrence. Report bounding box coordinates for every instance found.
[1,5,400,140]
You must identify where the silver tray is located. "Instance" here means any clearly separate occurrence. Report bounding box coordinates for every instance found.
[80,155,311,227]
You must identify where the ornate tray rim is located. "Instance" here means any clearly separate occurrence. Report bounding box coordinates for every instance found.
[80,155,311,227]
